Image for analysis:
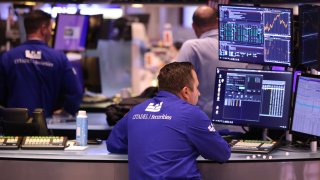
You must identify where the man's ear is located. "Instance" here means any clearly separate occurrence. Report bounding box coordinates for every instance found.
[39,24,47,36]
[179,86,190,102]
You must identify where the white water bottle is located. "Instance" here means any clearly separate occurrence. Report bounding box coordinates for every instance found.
[76,110,88,146]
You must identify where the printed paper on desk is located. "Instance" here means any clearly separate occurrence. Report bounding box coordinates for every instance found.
[64,145,88,151]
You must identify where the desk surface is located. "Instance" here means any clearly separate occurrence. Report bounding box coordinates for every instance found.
[47,113,112,130]
[1,143,320,180]
[0,142,319,162]
[45,114,320,162]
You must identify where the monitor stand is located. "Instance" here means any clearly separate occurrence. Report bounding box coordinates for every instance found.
[262,128,285,142]
[262,128,270,141]
[280,130,293,147]
[310,137,318,152]
[285,130,292,142]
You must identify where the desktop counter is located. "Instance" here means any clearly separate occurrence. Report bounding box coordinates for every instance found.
[0,143,319,180]
[46,113,112,140]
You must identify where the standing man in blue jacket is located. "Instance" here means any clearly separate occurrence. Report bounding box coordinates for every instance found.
[0,10,83,117]
[107,62,231,180]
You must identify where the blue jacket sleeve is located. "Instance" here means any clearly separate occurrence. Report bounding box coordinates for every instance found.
[60,54,83,115]
[186,110,231,163]
[106,114,129,154]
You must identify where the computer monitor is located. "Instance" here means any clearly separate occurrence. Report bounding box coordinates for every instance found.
[53,14,89,51]
[0,108,49,136]
[212,68,293,130]
[86,14,104,49]
[82,56,102,93]
[298,4,320,67]
[218,5,293,66]
[291,75,320,137]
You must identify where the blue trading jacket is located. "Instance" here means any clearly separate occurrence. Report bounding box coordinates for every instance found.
[107,91,231,180]
[0,40,83,117]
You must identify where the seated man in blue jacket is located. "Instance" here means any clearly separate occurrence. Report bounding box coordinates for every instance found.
[0,10,82,117]
[107,62,231,180]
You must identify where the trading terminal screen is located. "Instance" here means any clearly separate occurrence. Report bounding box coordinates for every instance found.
[212,68,293,129]
[292,75,320,137]
[53,14,89,51]
[298,4,320,66]
[218,5,292,66]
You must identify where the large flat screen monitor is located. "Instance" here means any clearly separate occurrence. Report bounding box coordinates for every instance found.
[218,5,293,66]
[53,14,89,51]
[298,4,320,67]
[212,68,293,129]
[291,75,320,137]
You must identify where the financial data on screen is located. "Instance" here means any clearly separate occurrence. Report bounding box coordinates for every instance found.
[292,76,320,137]
[212,68,293,129]
[219,5,292,66]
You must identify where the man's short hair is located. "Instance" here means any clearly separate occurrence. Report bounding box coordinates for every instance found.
[158,62,195,95]
[24,10,51,35]
[192,6,217,27]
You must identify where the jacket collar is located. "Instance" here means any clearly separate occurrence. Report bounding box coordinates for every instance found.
[23,40,48,46]
[157,90,180,99]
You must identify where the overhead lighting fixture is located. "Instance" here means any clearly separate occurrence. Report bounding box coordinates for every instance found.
[25,2,36,6]
[131,4,143,8]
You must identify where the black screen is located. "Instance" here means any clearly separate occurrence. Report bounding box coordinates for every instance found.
[218,5,293,66]
[298,4,320,67]
[291,75,320,137]
[212,68,293,129]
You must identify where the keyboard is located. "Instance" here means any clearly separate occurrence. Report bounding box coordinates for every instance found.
[0,136,22,150]
[229,139,278,154]
[21,136,68,150]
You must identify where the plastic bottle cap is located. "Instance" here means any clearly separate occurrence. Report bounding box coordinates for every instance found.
[78,110,87,116]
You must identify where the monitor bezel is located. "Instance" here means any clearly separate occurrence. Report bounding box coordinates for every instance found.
[212,67,293,130]
[218,4,293,67]
[290,73,320,137]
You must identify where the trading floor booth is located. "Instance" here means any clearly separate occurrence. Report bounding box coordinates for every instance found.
[0,143,320,180]
[1,3,320,180]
